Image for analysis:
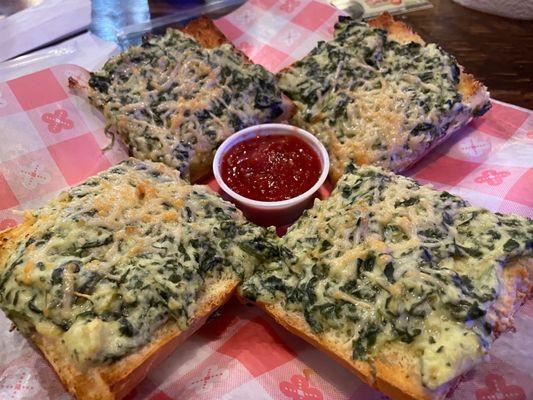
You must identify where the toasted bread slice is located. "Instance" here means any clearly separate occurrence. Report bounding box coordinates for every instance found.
[241,259,532,400]
[367,13,490,173]
[239,165,532,400]
[277,14,491,182]
[0,159,274,400]
[83,19,294,183]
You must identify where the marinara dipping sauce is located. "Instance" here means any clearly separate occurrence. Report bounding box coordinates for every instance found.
[220,135,321,202]
[213,124,329,227]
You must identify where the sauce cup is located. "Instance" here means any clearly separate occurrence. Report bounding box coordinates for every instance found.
[213,123,329,227]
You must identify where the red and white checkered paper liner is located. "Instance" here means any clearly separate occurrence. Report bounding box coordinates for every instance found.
[0,1,532,399]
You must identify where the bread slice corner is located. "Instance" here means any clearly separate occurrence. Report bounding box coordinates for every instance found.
[368,12,491,117]
[181,16,230,49]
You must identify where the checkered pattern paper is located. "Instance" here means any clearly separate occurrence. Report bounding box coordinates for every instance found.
[214,0,345,72]
[0,1,532,400]
[0,64,128,231]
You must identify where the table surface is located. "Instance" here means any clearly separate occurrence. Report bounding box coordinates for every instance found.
[91,0,533,110]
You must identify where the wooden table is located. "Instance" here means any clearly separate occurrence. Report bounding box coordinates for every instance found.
[91,0,533,109]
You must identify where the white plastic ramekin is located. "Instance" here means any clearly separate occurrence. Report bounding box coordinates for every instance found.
[213,123,329,227]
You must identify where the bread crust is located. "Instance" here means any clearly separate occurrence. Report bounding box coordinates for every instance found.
[181,16,229,48]
[368,13,425,45]
[239,256,532,400]
[0,213,41,276]
[254,300,375,385]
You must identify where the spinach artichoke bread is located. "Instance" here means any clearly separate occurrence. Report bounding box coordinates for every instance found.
[0,158,283,400]
[240,165,532,400]
[85,19,294,183]
[277,14,491,182]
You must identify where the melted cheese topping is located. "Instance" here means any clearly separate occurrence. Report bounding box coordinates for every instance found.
[277,17,489,181]
[0,159,280,367]
[89,30,285,181]
[241,165,532,389]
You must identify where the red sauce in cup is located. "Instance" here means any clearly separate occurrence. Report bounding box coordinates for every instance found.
[221,135,322,202]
